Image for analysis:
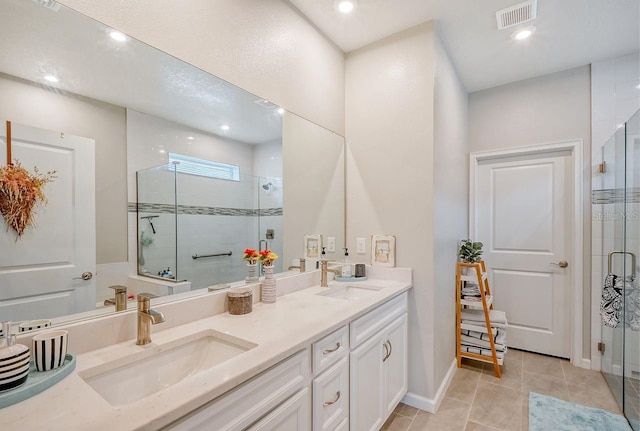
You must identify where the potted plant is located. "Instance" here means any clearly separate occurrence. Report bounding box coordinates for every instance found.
[243,248,260,283]
[458,239,483,263]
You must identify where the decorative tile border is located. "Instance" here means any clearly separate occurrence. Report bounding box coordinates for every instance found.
[129,202,283,217]
[592,188,640,204]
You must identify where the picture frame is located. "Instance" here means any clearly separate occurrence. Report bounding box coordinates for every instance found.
[371,235,396,267]
[303,234,323,260]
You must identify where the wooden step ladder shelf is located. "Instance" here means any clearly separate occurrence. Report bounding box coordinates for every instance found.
[456,261,504,378]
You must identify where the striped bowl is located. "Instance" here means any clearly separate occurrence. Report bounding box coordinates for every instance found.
[19,319,52,333]
[32,330,68,372]
[0,344,30,392]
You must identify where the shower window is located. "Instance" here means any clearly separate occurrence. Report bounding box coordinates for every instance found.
[169,153,240,181]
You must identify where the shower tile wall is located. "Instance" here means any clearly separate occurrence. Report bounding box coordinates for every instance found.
[121,108,283,293]
[591,52,640,371]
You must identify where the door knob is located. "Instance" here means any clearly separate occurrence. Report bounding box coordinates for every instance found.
[551,261,569,268]
[73,272,93,281]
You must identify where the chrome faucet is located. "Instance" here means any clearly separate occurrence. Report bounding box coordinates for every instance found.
[104,285,127,311]
[136,293,165,345]
[320,260,341,287]
[288,258,306,272]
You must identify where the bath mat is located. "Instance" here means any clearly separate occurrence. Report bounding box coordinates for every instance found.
[529,392,631,431]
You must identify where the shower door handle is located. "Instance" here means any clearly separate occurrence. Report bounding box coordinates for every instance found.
[551,261,568,268]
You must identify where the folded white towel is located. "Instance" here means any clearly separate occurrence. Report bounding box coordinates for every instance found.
[461,344,506,359]
[461,309,508,328]
[460,334,507,351]
[461,284,481,296]
[461,328,507,346]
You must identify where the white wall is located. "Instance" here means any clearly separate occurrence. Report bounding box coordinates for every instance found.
[433,32,469,389]
[57,0,345,136]
[469,65,592,361]
[346,22,469,408]
[0,74,127,264]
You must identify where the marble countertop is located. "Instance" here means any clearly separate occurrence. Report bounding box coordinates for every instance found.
[1,277,411,431]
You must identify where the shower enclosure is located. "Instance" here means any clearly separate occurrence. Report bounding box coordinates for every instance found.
[596,109,640,429]
[136,162,283,289]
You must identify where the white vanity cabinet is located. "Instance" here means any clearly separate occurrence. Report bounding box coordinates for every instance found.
[349,293,408,431]
[165,349,310,431]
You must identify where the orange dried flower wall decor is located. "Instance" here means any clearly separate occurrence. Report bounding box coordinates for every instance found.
[0,161,56,238]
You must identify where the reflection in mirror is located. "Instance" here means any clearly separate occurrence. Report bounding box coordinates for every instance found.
[0,0,344,329]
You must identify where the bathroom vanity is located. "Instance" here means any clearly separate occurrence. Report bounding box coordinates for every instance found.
[1,269,411,431]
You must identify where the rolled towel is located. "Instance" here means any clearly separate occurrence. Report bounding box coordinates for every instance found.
[461,328,507,346]
[461,344,506,359]
[461,309,508,328]
[460,334,507,352]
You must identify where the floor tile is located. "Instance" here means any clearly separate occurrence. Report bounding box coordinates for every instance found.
[468,383,522,430]
[409,397,470,431]
[381,413,412,431]
[446,367,482,404]
[523,371,571,401]
[465,422,502,431]
[394,402,419,419]
[522,351,564,378]
[480,355,523,391]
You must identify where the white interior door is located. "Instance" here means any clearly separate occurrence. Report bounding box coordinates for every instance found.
[475,150,572,358]
[0,122,95,321]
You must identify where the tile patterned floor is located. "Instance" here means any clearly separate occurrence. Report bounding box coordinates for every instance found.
[382,349,624,431]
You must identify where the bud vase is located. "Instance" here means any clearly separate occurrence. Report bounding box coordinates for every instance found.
[261,265,277,303]
[246,262,259,283]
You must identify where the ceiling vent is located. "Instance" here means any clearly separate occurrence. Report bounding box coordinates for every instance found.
[254,99,277,109]
[31,0,61,11]
[496,0,537,30]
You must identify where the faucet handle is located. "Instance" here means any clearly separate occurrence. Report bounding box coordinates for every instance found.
[137,292,159,302]
[109,285,127,294]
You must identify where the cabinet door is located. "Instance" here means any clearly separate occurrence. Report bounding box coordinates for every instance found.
[350,333,385,431]
[383,314,408,416]
[247,388,310,431]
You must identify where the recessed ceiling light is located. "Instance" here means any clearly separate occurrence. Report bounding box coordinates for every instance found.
[512,26,536,40]
[44,74,59,83]
[636,84,640,89]
[276,107,285,115]
[335,0,358,14]
[187,136,195,140]
[220,124,230,131]
[109,30,128,42]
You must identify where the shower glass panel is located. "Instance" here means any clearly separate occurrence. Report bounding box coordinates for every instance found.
[137,164,283,290]
[136,163,178,281]
[598,108,640,430]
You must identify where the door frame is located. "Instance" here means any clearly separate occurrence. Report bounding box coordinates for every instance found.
[469,140,584,367]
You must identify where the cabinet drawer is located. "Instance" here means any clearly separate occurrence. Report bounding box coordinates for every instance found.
[350,293,407,348]
[312,325,348,376]
[313,356,349,431]
[247,388,310,431]
[166,349,310,431]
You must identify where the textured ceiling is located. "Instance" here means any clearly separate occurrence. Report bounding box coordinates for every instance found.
[289,0,640,91]
[0,1,282,145]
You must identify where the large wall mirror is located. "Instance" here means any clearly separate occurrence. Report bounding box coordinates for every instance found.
[0,0,345,327]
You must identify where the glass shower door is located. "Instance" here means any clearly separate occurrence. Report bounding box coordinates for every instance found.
[624,109,640,430]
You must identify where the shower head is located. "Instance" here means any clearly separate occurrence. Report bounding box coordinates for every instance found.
[262,183,273,190]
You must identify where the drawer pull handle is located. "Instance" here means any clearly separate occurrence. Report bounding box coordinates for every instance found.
[323,342,341,355]
[383,340,392,362]
[323,391,341,406]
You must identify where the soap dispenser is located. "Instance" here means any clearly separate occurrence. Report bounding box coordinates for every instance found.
[0,322,30,391]
[341,248,352,278]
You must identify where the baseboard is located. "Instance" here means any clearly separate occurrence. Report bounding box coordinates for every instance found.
[579,357,591,370]
[401,358,457,414]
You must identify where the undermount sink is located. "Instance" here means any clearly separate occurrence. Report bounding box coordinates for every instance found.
[316,284,386,301]
[80,329,257,407]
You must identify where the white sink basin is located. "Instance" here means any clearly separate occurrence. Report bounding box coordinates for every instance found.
[80,330,257,407]
[316,284,386,300]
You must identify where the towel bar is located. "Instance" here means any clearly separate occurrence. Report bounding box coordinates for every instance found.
[608,250,636,279]
[192,251,232,260]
